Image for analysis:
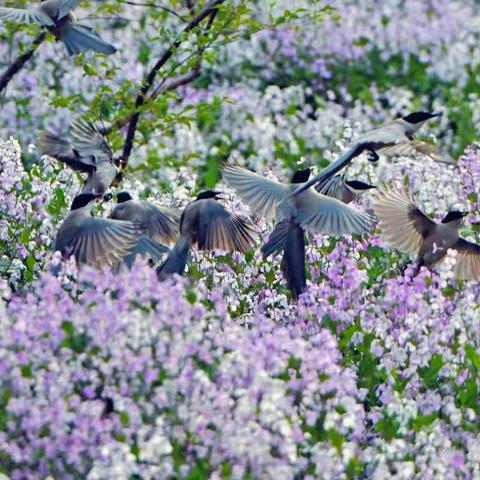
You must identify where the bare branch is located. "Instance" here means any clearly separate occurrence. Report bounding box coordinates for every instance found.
[0,32,46,94]
[119,0,187,21]
[120,0,226,167]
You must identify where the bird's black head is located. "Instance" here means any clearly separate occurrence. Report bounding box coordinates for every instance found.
[70,193,99,210]
[345,180,376,191]
[291,168,312,184]
[441,211,468,223]
[196,190,221,200]
[116,191,132,203]
[402,111,442,124]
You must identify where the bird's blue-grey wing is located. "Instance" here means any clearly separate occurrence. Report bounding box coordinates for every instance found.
[70,116,113,165]
[40,130,97,173]
[0,7,55,26]
[315,174,344,199]
[143,203,181,243]
[58,0,81,19]
[453,239,480,281]
[197,202,256,253]
[296,189,372,236]
[222,164,288,219]
[372,185,435,255]
[60,218,141,267]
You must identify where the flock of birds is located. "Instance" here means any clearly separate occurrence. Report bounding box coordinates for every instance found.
[1,2,479,299]
[38,112,480,301]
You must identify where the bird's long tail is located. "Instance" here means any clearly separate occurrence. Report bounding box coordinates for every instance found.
[261,220,290,259]
[123,236,169,269]
[281,221,306,300]
[157,237,191,280]
[59,24,117,56]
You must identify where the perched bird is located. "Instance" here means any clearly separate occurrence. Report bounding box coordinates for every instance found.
[40,116,118,198]
[55,193,168,269]
[315,173,376,204]
[157,190,256,280]
[373,185,480,279]
[109,192,180,244]
[288,111,444,199]
[223,164,373,299]
[355,111,444,162]
[0,0,117,56]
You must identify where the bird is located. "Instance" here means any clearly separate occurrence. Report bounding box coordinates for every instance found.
[109,192,180,244]
[223,164,373,299]
[157,190,256,280]
[355,111,444,162]
[373,184,480,279]
[55,192,168,269]
[315,173,376,204]
[287,111,444,200]
[40,116,118,198]
[0,1,117,56]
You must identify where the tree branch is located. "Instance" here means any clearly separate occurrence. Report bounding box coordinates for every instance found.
[151,67,201,100]
[120,0,226,167]
[119,0,187,21]
[0,32,46,94]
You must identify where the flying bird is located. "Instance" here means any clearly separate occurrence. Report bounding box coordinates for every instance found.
[40,116,118,198]
[315,173,376,204]
[373,185,480,279]
[0,0,117,56]
[55,192,141,268]
[157,190,256,280]
[109,192,180,244]
[355,111,445,162]
[223,164,373,299]
[288,111,444,200]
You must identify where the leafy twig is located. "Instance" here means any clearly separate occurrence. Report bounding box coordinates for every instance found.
[119,0,188,21]
[120,0,226,167]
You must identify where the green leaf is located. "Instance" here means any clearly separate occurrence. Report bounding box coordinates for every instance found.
[419,354,444,389]
[465,344,480,370]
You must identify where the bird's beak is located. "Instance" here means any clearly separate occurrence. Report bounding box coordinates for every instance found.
[431,112,443,118]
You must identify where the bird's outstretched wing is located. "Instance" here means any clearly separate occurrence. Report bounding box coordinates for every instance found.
[58,218,141,267]
[0,7,55,26]
[295,189,372,235]
[196,201,256,253]
[373,185,435,255]
[453,239,480,281]
[70,116,113,165]
[39,130,97,173]
[58,0,81,19]
[315,174,344,199]
[222,164,288,218]
[142,204,180,243]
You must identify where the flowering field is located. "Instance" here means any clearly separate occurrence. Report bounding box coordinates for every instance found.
[1,1,480,479]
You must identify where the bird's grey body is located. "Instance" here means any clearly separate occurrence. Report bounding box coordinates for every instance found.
[157,191,256,280]
[109,193,180,244]
[40,117,117,197]
[316,174,376,204]
[373,185,480,279]
[0,0,117,56]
